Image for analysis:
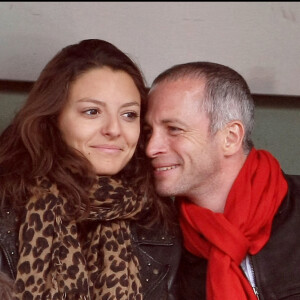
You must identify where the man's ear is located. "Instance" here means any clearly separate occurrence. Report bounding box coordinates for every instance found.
[222,120,244,156]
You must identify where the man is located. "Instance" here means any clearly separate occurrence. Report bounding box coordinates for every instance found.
[145,62,300,300]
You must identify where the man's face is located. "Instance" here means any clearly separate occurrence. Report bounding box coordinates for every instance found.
[145,78,223,199]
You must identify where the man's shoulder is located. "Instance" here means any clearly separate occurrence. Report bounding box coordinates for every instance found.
[284,173,300,189]
[274,173,300,221]
[283,174,300,203]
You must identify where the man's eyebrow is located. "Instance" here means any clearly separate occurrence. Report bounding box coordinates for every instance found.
[161,119,186,126]
[144,118,186,126]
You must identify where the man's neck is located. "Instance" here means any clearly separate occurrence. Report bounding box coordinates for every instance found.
[185,153,248,213]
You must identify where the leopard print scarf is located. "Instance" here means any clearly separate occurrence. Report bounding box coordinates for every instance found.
[14,176,145,300]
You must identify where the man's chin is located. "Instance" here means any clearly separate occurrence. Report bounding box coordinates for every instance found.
[154,183,174,197]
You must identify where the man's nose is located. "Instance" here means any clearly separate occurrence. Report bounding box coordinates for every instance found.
[146,130,166,158]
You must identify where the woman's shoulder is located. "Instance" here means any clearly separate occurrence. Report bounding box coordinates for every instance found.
[30,176,60,195]
[26,176,65,213]
[0,206,19,279]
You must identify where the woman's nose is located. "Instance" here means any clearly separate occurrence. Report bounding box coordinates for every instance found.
[101,115,121,138]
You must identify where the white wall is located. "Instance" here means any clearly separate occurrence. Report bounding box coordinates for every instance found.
[1,2,300,95]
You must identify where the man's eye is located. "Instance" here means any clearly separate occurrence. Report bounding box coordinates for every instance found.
[143,127,152,140]
[168,126,182,134]
[169,126,180,131]
[122,111,139,120]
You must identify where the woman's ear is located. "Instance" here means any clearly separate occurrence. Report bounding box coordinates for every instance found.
[222,120,244,156]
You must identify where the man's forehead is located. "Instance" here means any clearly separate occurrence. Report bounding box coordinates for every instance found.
[148,79,205,110]
[149,77,205,97]
[146,86,206,126]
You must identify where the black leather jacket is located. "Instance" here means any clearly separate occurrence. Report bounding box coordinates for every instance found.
[131,222,181,300]
[179,174,300,300]
[0,209,181,300]
[0,207,19,280]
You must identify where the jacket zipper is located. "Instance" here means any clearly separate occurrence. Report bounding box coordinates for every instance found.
[1,245,16,279]
[249,256,260,299]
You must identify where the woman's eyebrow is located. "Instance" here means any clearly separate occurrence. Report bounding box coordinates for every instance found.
[77,98,140,109]
[77,98,106,106]
[121,101,141,108]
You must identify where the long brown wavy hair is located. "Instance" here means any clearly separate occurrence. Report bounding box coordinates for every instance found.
[0,39,175,226]
[0,271,13,300]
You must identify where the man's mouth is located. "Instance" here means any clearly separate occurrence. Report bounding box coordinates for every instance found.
[155,165,178,172]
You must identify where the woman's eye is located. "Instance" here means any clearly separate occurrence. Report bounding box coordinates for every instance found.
[84,108,99,116]
[122,111,139,120]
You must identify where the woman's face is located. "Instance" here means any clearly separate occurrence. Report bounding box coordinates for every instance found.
[58,67,141,175]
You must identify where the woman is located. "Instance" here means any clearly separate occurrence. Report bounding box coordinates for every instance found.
[0,39,181,299]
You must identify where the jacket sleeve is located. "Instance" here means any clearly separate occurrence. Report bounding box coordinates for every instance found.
[131,222,182,300]
[0,207,19,280]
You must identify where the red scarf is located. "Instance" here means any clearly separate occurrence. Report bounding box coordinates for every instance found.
[180,148,288,300]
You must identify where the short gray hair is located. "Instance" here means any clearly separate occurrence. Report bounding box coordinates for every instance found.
[151,62,255,152]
